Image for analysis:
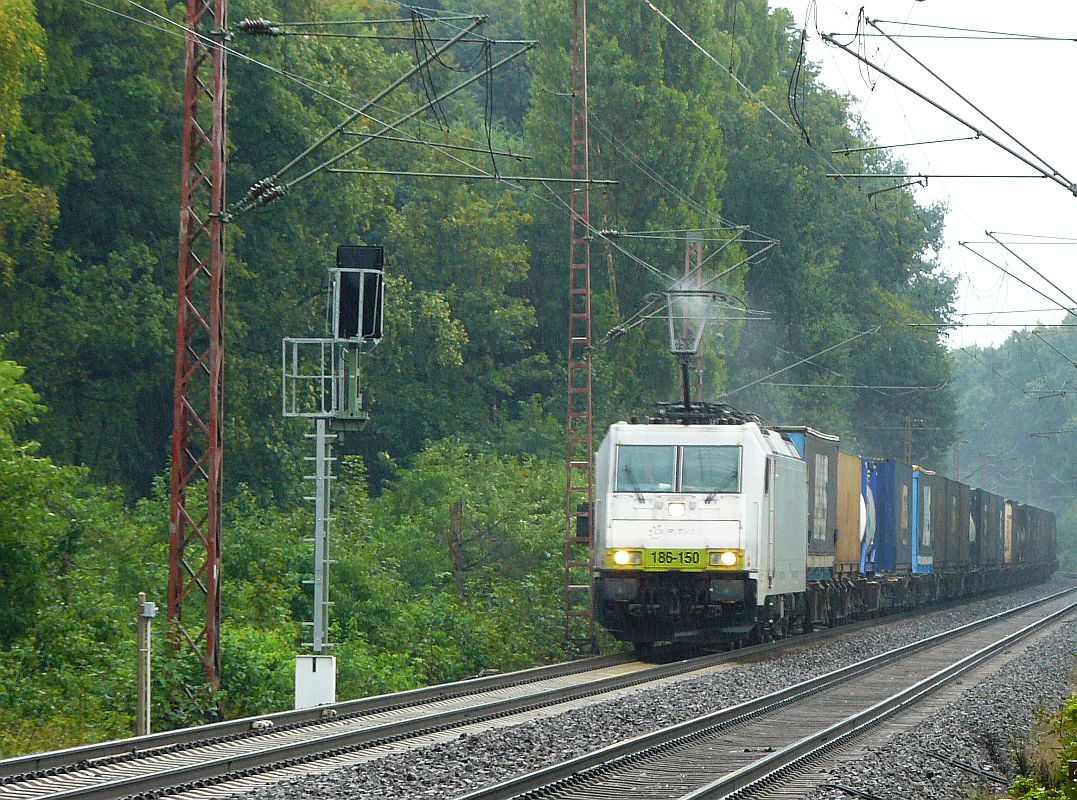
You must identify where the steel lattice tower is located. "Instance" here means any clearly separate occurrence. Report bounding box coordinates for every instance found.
[168,0,228,690]
[563,0,595,649]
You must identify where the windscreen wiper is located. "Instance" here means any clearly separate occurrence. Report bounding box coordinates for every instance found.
[705,472,736,503]
[622,465,645,502]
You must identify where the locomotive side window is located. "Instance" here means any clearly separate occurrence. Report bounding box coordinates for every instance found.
[615,446,676,493]
[681,445,741,494]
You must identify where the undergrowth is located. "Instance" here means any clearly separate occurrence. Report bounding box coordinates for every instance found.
[1008,690,1077,799]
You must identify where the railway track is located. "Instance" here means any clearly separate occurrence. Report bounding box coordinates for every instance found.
[457,588,1077,800]
[0,621,883,800]
[1,587,1070,800]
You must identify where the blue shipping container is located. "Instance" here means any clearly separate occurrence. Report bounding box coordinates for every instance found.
[862,459,913,573]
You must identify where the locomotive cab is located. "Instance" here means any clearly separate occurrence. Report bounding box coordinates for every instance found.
[593,411,807,646]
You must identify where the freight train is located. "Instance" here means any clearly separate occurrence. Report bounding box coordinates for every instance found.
[592,402,1058,648]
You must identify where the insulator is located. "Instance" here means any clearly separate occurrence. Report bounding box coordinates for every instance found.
[237,18,282,36]
[255,184,286,206]
[243,178,270,203]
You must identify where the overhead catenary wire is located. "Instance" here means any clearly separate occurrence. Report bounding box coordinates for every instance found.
[104,0,696,304]
[867,17,1069,181]
[238,29,526,43]
[985,231,1077,309]
[961,240,1077,246]
[856,380,950,435]
[720,326,882,398]
[989,232,1077,242]
[643,0,803,140]
[870,18,1076,42]
[828,32,1076,42]
[640,0,933,284]
[959,308,1077,316]
[1031,331,1077,367]
[910,323,1077,328]
[959,243,1075,315]
[527,55,777,243]
[252,16,485,190]
[99,0,743,372]
[770,343,895,400]
[241,42,535,210]
[89,0,553,216]
[827,173,1051,180]
[788,18,811,145]
[325,168,614,183]
[266,15,479,26]
[820,26,1077,197]
[759,382,932,391]
[832,135,978,155]
[83,0,512,194]
[340,130,529,159]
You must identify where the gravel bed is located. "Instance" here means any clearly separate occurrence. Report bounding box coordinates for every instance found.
[807,616,1077,800]
[242,578,1076,800]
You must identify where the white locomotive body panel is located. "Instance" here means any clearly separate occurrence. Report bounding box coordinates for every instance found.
[593,419,808,644]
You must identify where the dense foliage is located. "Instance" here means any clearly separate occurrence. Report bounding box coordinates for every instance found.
[1,0,964,753]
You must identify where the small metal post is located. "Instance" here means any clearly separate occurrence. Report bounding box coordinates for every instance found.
[136,592,157,736]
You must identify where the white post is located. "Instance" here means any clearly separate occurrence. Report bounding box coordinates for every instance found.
[136,592,156,736]
[312,417,329,653]
[296,419,337,709]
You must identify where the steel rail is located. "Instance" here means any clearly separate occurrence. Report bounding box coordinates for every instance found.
[5,627,917,800]
[3,582,1015,783]
[684,598,1077,799]
[2,583,1067,798]
[455,586,1076,800]
[0,653,631,779]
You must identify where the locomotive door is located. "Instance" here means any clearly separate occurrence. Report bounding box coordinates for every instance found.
[766,454,809,595]
[759,456,774,589]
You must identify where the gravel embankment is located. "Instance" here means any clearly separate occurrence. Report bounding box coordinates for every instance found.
[807,617,1077,800]
[243,579,1076,800]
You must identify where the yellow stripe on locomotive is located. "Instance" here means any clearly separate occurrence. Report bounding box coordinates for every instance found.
[604,547,745,571]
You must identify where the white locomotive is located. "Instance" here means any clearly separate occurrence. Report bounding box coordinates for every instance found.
[593,404,809,646]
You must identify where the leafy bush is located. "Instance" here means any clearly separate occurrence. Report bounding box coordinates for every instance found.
[1010,693,1077,799]
[219,625,299,718]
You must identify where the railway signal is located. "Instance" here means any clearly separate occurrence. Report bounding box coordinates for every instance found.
[283,245,384,708]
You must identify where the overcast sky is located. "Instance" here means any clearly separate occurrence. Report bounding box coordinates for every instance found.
[768,1,1077,349]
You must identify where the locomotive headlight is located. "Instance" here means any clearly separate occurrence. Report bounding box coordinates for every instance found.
[709,550,740,568]
[612,549,642,566]
[667,501,686,517]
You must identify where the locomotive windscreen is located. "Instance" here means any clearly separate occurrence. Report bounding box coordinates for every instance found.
[615,446,675,493]
[614,444,741,494]
[681,445,740,494]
